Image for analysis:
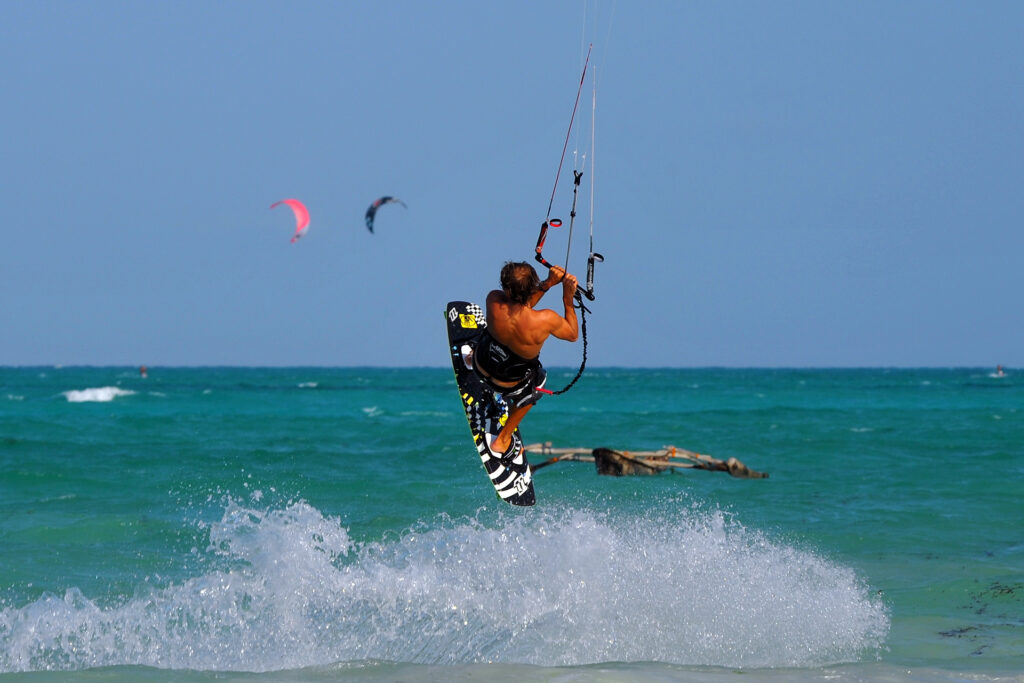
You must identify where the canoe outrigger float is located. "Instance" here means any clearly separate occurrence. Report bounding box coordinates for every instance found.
[526,443,768,479]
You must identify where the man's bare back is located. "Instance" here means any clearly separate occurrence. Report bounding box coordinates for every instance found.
[486,266,579,362]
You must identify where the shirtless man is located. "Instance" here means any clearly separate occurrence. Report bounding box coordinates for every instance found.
[471,261,579,458]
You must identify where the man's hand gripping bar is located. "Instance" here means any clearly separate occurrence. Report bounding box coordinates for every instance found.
[534,219,603,311]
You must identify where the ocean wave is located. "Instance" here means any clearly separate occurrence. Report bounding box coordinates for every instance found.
[0,500,889,674]
[62,387,136,403]
[399,410,452,418]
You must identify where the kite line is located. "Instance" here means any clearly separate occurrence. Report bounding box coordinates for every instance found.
[533,43,603,396]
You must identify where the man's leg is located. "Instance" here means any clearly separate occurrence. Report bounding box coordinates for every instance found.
[492,402,533,454]
[487,366,546,455]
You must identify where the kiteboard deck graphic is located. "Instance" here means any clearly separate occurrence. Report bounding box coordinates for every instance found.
[445,301,536,506]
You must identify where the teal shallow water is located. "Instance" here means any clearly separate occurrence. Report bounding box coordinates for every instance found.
[1,367,1021,681]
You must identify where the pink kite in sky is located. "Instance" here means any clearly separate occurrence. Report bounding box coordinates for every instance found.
[270,199,310,243]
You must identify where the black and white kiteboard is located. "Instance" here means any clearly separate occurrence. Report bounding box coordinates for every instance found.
[445,301,536,506]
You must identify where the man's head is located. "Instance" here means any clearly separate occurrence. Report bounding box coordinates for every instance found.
[500,261,542,305]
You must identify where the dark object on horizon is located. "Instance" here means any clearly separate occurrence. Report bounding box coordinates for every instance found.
[594,447,660,476]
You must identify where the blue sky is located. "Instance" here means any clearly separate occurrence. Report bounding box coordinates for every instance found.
[2,1,1022,367]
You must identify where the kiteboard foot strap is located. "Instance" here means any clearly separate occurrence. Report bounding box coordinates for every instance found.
[460,344,474,371]
[486,431,523,467]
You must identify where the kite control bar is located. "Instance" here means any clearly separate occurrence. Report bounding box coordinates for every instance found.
[534,219,601,310]
[534,219,560,271]
[536,168,602,306]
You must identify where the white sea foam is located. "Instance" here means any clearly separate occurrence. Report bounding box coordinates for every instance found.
[0,501,890,674]
[62,387,135,403]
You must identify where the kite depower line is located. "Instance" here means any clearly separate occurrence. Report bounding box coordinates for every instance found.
[534,43,604,396]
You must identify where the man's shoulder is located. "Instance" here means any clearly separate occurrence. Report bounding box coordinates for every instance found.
[525,306,565,330]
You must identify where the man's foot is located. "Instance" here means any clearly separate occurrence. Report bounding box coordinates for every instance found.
[490,429,516,456]
[487,431,522,466]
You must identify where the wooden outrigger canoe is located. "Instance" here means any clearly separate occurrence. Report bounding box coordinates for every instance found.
[525,443,768,479]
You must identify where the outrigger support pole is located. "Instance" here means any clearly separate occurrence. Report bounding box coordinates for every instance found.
[525,443,769,479]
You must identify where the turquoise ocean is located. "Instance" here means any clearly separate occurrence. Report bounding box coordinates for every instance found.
[1,366,1021,682]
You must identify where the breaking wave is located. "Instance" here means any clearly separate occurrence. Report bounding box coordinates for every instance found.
[0,500,889,673]
[62,387,135,403]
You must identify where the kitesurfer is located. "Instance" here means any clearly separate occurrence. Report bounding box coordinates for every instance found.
[470,261,579,459]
